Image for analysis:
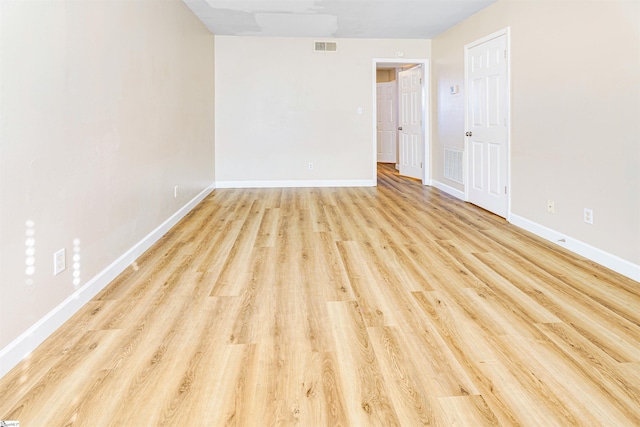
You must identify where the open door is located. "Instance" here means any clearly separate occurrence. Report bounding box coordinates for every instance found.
[398,66,423,180]
[376,82,397,163]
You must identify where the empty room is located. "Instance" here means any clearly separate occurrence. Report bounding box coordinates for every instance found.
[1,0,639,425]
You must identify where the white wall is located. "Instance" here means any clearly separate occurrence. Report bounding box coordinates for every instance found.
[0,0,215,356]
[214,36,430,185]
[432,0,640,273]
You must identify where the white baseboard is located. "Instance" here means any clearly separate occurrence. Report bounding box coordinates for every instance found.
[509,213,640,283]
[216,179,376,189]
[0,184,215,378]
[421,182,637,282]
[430,179,465,200]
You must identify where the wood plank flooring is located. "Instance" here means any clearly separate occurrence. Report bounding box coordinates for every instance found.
[1,163,639,426]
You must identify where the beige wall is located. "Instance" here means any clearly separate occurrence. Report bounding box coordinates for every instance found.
[432,0,640,266]
[0,0,215,349]
[214,36,430,183]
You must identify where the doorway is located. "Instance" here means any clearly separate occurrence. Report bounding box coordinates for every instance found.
[372,58,429,185]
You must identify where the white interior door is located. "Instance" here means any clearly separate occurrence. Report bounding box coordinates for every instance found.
[376,82,397,163]
[466,33,509,217]
[398,67,423,180]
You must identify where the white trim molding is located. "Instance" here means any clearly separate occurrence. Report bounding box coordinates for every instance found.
[509,213,640,283]
[430,179,465,200]
[216,180,376,189]
[0,184,215,378]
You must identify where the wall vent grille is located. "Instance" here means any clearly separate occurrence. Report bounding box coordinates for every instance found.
[314,41,337,52]
[444,148,464,184]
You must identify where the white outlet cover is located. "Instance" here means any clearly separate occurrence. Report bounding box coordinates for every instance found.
[54,249,66,275]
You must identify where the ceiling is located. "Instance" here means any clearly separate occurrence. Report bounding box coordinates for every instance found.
[183,0,497,39]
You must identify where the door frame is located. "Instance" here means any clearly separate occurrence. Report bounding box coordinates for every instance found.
[372,58,430,185]
[463,27,511,218]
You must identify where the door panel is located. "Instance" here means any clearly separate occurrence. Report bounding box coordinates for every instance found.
[472,78,484,126]
[466,33,508,217]
[401,133,408,164]
[398,67,423,180]
[488,76,500,126]
[472,141,483,190]
[488,143,501,195]
[411,135,419,168]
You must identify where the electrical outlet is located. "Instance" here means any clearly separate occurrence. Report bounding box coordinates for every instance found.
[54,249,66,275]
[308,162,314,170]
[584,208,593,224]
[174,185,178,198]
[547,200,555,214]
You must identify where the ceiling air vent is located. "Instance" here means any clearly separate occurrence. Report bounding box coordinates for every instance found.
[314,41,337,52]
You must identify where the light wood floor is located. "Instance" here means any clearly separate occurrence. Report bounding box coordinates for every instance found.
[2,163,639,426]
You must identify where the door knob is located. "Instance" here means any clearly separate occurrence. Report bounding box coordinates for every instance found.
[398,127,403,130]
[465,131,473,137]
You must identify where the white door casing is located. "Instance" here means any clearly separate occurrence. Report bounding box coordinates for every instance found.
[398,66,423,180]
[465,31,509,218]
[372,58,429,185]
[376,82,397,163]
